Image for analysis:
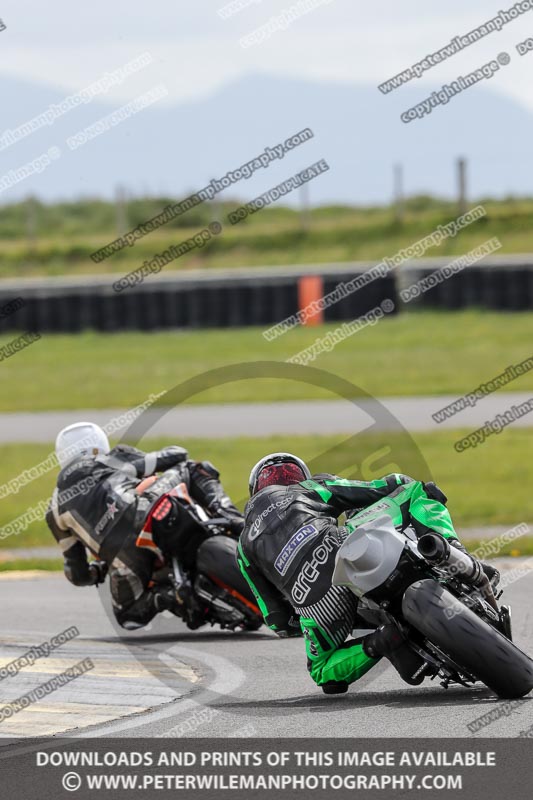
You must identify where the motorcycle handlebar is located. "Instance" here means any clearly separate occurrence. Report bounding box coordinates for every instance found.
[204,517,230,527]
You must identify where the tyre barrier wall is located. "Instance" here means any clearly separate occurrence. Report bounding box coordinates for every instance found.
[0,258,531,333]
[0,268,397,333]
[400,262,533,311]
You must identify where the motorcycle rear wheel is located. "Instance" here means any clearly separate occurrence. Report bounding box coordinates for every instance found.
[402,579,533,699]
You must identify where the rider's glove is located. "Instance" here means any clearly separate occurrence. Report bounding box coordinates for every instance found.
[211,504,245,536]
[89,560,108,585]
[481,562,501,590]
[450,538,500,590]
[423,481,448,505]
[449,539,468,553]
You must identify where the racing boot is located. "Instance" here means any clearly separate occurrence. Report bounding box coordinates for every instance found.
[153,585,185,619]
[177,579,208,630]
[154,581,206,630]
[321,680,349,695]
[362,621,427,685]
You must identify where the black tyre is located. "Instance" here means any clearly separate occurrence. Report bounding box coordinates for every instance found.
[402,579,533,699]
[196,536,262,625]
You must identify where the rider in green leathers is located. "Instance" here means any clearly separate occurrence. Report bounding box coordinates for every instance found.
[238,453,497,694]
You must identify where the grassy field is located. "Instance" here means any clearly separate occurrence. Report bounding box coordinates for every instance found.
[1,428,533,552]
[3,197,533,277]
[0,559,63,571]
[1,311,532,412]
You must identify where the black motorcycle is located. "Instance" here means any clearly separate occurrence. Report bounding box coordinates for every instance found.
[333,516,533,698]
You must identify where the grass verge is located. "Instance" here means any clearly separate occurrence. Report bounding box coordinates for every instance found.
[1,428,532,551]
[3,198,533,277]
[0,559,63,572]
[1,311,532,411]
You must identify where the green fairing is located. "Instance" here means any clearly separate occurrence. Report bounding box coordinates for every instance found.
[346,481,459,541]
[325,478,389,489]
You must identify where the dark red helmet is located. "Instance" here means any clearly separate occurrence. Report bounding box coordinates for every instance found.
[248,452,311,496]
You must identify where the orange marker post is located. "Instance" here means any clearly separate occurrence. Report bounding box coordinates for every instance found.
[298,275,324,326]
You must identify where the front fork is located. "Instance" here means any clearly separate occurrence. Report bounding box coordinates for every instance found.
[171,556,184,590]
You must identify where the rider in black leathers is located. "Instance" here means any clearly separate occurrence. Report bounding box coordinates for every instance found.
[46,422,243,629]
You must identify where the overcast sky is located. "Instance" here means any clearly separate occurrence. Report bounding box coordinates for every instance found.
[3,0,533,109]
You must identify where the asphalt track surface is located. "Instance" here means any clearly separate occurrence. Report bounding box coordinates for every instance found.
[1,558,532,740]
[0,392,532,442]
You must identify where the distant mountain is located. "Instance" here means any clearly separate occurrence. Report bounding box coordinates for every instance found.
[2,73,532,204]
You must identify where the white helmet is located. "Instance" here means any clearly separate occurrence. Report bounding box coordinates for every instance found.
[55,422,110,469]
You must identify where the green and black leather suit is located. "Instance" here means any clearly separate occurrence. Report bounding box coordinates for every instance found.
[238,473,460,688]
